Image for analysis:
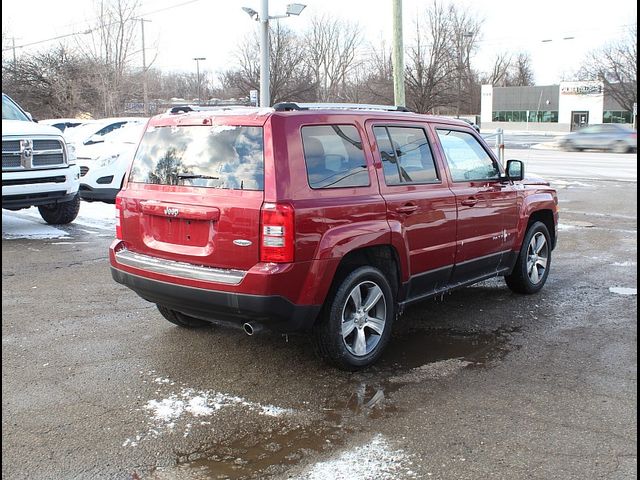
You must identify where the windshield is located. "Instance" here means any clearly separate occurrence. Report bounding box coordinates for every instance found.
[2,94,30,122]
[129,125,264,191]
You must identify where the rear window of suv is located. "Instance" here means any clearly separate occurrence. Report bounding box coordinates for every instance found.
[129,125,264,190]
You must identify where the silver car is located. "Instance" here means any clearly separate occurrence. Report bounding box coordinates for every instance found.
[559,124,637,153]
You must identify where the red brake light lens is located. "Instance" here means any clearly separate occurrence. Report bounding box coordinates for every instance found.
[115,195,124,240]
[260,203,295,263]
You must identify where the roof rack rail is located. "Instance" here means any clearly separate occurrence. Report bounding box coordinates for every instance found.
[168,104,254,114]
[272,102,411,113]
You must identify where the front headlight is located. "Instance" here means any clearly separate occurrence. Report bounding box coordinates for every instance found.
[67,143,77,164]
[98,153,121,168]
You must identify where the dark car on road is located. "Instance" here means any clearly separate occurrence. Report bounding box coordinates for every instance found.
[559,124,637,153]
[110,103,558,370]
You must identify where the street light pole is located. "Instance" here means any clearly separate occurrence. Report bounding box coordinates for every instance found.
[139,18,151,115]
[193,57,206,104]
[456,32,473,118]
[259,0,270,108]
[392,0,405,107]
[242,2,306,108]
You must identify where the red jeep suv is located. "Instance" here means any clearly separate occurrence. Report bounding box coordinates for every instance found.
[110,103,558,370]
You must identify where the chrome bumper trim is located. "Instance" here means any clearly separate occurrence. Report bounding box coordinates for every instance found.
[115,248,246,285]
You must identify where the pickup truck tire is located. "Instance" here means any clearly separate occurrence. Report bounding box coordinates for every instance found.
[156,304,210,328]
[38,193,81,225]
[313,266,395,370]
[505,221,551,294]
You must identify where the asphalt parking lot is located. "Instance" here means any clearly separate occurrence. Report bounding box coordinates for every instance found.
[2,150,637,479]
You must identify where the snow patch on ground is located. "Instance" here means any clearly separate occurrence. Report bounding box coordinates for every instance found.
[7,202,116,232]
[2,213,68,239]
[609,287,637,296]
[612,261,636,267]
[123,376,296,447]
[293,434,416,480]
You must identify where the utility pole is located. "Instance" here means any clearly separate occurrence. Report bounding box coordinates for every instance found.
[193,57,206,104]
[457,32,473,118]
[259,0,270,107]
[391,0,405,107]
[139,18,151,115]
[12,37,17,63]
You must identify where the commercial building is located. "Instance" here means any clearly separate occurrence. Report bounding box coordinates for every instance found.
[480,81,635,132]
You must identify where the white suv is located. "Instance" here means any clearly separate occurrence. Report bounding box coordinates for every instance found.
[2,93,81,224]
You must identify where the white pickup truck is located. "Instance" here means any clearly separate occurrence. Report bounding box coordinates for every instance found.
[2,93,81,224]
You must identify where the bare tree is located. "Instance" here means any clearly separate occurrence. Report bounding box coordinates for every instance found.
[304,15,363,101]
[80,0,141,116]
[220,23,315,104]
[578,24,637,112]
[482,50,534,87]
[509,52,535,86]
[404,2,457,113]
[450,4,482,114]
[483,52,512,86]
[359,40,394,105]
[2,45,101,118]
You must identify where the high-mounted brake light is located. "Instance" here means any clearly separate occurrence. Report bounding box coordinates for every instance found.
[260,203,295,263]
[115,195,124,240]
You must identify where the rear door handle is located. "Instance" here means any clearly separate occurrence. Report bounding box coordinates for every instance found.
[461,197,478,207]
[396,204,418,214]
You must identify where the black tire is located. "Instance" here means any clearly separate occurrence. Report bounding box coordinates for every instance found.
[505,221,552,294]
[312,266,395,371]
[156,304,211,328]
[38,193,81,225]
[611,140,630,154]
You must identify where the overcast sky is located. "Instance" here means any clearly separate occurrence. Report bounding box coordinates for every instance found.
[2,0,637,85]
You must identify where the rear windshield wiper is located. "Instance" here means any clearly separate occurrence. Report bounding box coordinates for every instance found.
[177,174,219,180]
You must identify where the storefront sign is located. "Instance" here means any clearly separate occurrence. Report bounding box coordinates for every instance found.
[560,84,603,95]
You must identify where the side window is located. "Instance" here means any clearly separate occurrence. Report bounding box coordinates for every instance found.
[436,129,500,182]
[301,125,369,189]
[373,126,439,185]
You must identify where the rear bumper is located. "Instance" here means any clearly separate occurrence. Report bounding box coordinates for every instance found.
[111,266,322,332]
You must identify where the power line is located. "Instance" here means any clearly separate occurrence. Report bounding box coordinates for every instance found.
[2,0,203,52]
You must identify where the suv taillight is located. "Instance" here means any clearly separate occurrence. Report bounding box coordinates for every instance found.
[115,196,124,240]
[260,203,295,263]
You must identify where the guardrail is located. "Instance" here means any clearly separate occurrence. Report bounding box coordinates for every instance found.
[483,128,505,165]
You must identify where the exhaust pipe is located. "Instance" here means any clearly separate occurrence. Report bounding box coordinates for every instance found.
[243,322,261,336]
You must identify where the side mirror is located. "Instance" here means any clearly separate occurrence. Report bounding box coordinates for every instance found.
[25,112,37,122]
[506,159,524,181]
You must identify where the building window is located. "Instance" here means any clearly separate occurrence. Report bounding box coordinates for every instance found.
[603,110,632,124]
[492,111,558,123]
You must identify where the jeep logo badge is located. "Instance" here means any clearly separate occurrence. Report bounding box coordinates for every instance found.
[164,207,179,217]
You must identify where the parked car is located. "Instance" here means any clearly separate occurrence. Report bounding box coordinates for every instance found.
[2,93,81,224]
[559,124,637,153]
[110,103,558,370]
[77,122,146,203]
[65,117,146,153]
[40,118,89,133]
[460,118,481,133]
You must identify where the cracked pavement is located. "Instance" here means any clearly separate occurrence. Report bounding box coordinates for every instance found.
[2,169,637,479]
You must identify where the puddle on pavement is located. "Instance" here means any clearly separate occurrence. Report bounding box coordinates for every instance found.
[149,328,516,480]
[381,327,516,370]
